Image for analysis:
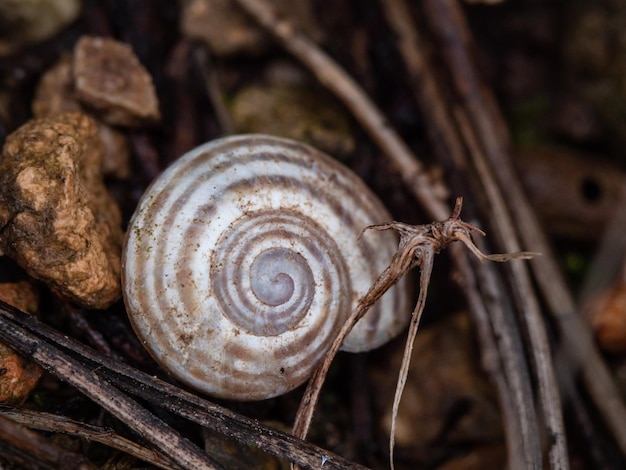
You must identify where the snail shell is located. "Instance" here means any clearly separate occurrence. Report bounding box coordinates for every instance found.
[122,134,410,400]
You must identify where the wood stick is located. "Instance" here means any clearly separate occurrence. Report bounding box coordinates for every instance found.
[454,106,568,469]
[379,1,543,467]
[0,301,370,470]
[421,0,626,457]
[0,415,97,470]
[0,406,181,470]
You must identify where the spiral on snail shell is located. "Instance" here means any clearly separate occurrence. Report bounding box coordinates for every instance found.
[122,134,410,400]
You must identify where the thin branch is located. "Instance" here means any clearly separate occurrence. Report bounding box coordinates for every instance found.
[0,415,97,470]
[379,0,466,170]
[381,0,581,466]
[0,301,370,470]
[0,406,181,470]
[387,244,433,470]
[379,1,542,467]
[454,106,568,470]
[454,244,539,470]
[421,0,626,457]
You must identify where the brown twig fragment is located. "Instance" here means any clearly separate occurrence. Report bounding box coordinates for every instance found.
[420,0,626,460]
[0,415,97,470]
[0,300,369,470]
[292,197,537,469]
[454,106,569,470]
[0,406,182,470]
[378,1,544,467]
[455,243,539,470]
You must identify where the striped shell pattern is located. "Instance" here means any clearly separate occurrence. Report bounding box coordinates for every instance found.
[122,134,410,400]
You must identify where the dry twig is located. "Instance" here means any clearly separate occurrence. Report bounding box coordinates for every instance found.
[454,107,568,469]
[379,1,544,467]
[0,415,97,470]
[0,405,180,470]
[0,301,369,470]
[421,0,626,457]
[455,242,539,470]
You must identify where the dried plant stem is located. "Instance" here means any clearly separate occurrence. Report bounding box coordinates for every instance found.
[421,0,626,457]
[232,0,449,221]
[0,406,181,470]
[293,199,536,469]
[291,235,419,441]
[379,0,466,170]
[386,247,433,470]
[0,301,369,470]
[455,245,538,470]
[454,107,568,470]
[0,415,97,470]
[380,1,549,467]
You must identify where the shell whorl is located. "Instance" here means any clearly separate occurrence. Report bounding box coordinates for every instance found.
[122,134,410,400]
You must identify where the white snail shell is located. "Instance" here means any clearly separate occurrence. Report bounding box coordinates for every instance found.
[122,134,410,400]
